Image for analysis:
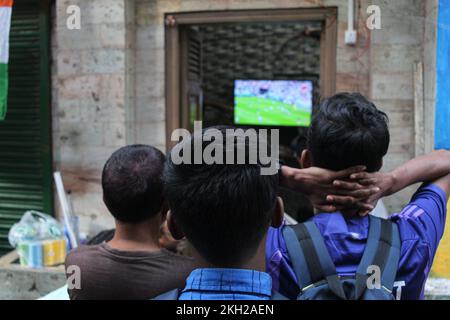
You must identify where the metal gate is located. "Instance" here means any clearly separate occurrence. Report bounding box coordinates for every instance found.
[0,0,52,255]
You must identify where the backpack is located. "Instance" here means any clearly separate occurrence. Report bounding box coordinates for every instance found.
[282,215,401,300]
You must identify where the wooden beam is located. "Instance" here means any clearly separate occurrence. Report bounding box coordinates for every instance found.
[414,61,425,157]
[165,18,181,151]
[165,8,334,25]
[0,250,19,266]
[320,7,338,98]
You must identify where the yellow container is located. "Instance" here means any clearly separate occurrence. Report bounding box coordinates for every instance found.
[42,238,67,266]
[431,200,450,279]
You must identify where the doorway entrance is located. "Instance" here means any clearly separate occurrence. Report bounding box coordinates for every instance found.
[164,7,337,150]
[164,8,337,221]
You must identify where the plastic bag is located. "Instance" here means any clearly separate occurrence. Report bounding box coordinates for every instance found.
[8,211,64,248]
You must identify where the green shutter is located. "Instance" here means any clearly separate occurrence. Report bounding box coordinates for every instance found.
[0,0,52,256]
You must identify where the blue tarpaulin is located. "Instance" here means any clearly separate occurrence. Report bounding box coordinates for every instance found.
[435,0,450,149]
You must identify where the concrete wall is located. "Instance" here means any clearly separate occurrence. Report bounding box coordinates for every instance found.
[0,265,66,300]
[51,0,437,235]
[52,0,131,235]
[368,0,437,211]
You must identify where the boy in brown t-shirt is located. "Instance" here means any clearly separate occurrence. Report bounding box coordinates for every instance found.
[65,145,196,300]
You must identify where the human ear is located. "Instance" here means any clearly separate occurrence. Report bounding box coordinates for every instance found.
[167,210,185,240]
[271,197,285,228]
[300,149,313,169]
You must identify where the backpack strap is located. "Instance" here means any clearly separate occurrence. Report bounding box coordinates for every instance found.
[283,222,347,299]
[282,224,312,289]
[302,221,347,300]
[152,288,180,300]
[381,221,400,291]
[354,215,401,299]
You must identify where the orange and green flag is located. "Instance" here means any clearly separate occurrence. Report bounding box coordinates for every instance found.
[0,0,13,120]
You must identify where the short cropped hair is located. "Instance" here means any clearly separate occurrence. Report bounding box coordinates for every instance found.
[102,145,166,223]
[163,127,278,267]
[307,92,390,172]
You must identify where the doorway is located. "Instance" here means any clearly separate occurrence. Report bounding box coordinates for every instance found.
[165,7,337,147]
[164,8,337,220]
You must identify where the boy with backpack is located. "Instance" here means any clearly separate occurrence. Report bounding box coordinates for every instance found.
[267,93,450,300]
[157,122,385,300]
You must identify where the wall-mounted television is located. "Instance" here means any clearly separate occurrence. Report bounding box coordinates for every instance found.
[234,80,313,126]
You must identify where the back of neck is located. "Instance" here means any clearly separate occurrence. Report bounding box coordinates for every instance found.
[191,235,267,273]
[108,215,162,252]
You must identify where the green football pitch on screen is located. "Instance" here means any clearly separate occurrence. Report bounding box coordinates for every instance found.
[234,80,313,127]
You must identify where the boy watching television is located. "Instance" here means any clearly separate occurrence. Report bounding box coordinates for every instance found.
[267,92,450,300]
[161,127,286,300]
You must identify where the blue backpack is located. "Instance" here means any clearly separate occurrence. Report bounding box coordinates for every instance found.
[282,215,401,300]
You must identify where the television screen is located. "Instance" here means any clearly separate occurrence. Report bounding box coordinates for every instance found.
[234,80,313,126]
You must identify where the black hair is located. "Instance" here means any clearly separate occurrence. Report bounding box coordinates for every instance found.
[163,126,279,267]
[102,144,166,223]
[307,92,390,172]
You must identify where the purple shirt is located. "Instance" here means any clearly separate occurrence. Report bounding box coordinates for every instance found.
[266,184,448,300]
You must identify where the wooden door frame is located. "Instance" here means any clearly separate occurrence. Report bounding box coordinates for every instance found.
[164,7,338,150]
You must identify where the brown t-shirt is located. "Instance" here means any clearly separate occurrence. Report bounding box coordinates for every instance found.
[65,243,197,300]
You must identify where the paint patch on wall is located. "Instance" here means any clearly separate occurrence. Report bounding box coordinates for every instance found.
[435,0,450,149]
